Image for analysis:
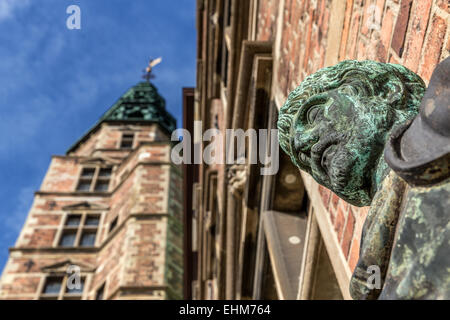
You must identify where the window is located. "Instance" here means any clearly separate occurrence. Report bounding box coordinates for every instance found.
[40,275,85,300]
[58,213,100,247]
[42,277,63,296]
[76,167,112,192]
[95,283,105,300]
[95,167,112,191]
[225,0,232,26]
[85,215,100,226]
[66,215,82,226]
[221,46,229,85]
[109,216,118,234]
[120,133,134,149]
[59,230,77,247]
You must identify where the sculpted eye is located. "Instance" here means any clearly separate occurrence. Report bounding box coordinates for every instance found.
[340,82,370,96]
[299,94,328,124]
[307,106,321,124]
[339,84,358,96]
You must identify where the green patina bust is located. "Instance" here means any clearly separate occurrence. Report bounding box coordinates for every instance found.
[278,59,450,299]
[278,60,425,206]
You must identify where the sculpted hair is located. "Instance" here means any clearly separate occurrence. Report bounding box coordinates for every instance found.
[277,60,426,163]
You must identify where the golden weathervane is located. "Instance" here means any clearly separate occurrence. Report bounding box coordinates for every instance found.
[142,57,162,82]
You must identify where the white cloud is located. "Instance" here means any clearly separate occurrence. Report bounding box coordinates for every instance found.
[0,0,30,22]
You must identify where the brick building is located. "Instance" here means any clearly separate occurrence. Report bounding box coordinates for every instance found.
[186,0,449,299]
[0,82,183,300]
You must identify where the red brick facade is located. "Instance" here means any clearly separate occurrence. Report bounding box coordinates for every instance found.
[0,120,183,300]
[257,0,448,274]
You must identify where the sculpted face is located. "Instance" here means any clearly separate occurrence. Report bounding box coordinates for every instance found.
[291,78,394,205]
[278,61,425,206]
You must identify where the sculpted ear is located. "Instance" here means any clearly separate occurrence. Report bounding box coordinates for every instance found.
[375,72,407,108]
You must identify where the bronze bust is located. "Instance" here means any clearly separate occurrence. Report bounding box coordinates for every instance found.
[278,58,450,299]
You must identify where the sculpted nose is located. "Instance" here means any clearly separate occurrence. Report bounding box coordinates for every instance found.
[294,130,317,152]
[293,130,318,165]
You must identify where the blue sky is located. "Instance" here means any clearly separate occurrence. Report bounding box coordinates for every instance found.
[0,0,196,272]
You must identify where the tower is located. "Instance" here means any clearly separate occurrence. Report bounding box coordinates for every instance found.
[0,81,183,300]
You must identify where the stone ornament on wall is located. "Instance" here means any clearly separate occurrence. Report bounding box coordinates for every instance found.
[278,58,449,300]
[227,164,247,197]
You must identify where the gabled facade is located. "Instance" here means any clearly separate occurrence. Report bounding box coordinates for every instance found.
[0,82,183,300]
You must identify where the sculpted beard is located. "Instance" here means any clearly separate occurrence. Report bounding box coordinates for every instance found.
[328,134,374,205]
[329,102,395,205]
[308,131,350,190]
[328,145,355,194]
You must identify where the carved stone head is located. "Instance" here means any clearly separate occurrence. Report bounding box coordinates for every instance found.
[278,60,425,206]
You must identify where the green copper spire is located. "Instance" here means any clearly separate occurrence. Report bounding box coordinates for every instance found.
[67,81,176,153]
[99,81,176,131]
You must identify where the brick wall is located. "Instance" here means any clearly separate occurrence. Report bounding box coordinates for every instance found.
[70,123,168,157]
[0,123,183,300]
[257,0,449,273]
[257,0,280,41]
